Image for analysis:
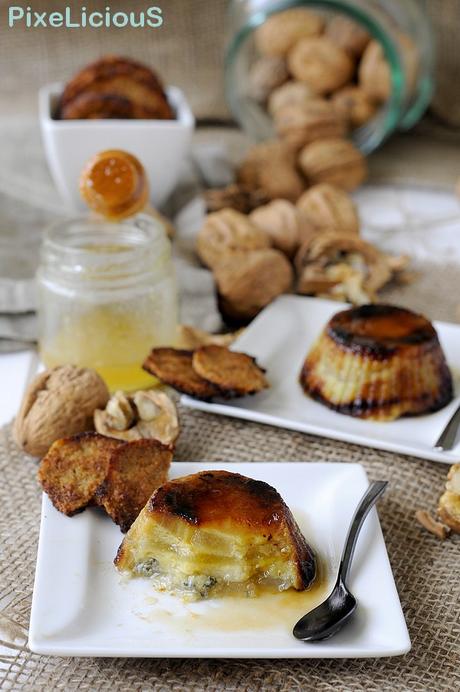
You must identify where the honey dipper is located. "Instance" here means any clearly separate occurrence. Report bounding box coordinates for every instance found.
[79,149,175,235]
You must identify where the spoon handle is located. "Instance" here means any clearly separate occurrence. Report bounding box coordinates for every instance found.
[339,480,388,586]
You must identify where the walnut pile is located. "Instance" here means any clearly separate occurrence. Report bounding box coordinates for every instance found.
[249,9,419,141]
[196,187,409,322]
[197,9,419,321]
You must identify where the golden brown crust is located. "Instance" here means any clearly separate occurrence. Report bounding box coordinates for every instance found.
[60,91,169,120]
[192,345,269,396]
[59,55,173,120]
[95,438,172,532]
[143,348,223,400]
[37,432,124,516]
[300,305,453,421]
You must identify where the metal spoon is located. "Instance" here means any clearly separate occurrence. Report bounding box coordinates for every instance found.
[293,480,388,643]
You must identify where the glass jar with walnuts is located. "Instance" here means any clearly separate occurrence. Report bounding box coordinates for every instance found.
[226,0,434,153]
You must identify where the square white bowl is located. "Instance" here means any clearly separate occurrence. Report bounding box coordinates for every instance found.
[39,82,195,209]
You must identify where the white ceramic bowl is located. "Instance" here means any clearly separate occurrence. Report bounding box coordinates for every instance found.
[39,83,195,210]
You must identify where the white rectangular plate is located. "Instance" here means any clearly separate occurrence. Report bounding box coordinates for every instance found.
[182,296,460,464]
[29,461,409,658]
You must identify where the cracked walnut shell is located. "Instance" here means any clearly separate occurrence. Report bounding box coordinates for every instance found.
[94,389,179,446]
[295,232,392,303]
[298,138,368,191]
[255,8,324,57]
[196,209,271,270]
[288,37,354,95]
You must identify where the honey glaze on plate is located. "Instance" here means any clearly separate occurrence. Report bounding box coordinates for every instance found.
[129,555,330,634]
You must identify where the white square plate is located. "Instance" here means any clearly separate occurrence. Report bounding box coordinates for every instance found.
[182,296,460,464]
[29,461,409,658]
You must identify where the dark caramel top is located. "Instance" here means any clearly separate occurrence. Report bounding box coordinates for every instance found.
[148,470,285,529]
[328,304,438,357]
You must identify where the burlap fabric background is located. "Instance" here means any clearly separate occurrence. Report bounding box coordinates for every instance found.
[0,0,459,125]
[1,405,459,690]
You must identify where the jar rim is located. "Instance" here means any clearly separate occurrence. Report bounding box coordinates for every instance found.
[43,213,166,256]
[39,214,171,293]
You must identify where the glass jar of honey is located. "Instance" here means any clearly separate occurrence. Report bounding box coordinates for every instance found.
[37,214,177,391]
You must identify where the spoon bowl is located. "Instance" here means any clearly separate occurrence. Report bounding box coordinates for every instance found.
[293,579,356,642]
[293,480,388,643]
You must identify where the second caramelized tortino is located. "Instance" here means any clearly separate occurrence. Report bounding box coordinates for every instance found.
[300,304,453,421]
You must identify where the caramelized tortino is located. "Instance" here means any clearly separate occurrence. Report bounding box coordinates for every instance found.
[300,304,453,421]
[115,470,316,600]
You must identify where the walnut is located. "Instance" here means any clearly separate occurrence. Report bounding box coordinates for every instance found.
[325,16,371,58]
[331,86,378,129]
[248,56,289,103]
[360,34,419,102]
[287,37,354,95]
[13,365,109,457]
[214,249,294,322]
[255,8,324,57]
[94,389,179,445]
[358,40,391,102]
[237,140,305,202]
[298,138,368,191]
[296,183,360,235]
[295,232,393,304]
[196,209,271,270]
[204,184,269,214]
[358,34,419,104]
[273,99,347,149]
[268,81,315,117]
[249,200,303,257]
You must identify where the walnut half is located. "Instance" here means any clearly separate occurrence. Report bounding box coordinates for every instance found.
[94,390,179,446]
